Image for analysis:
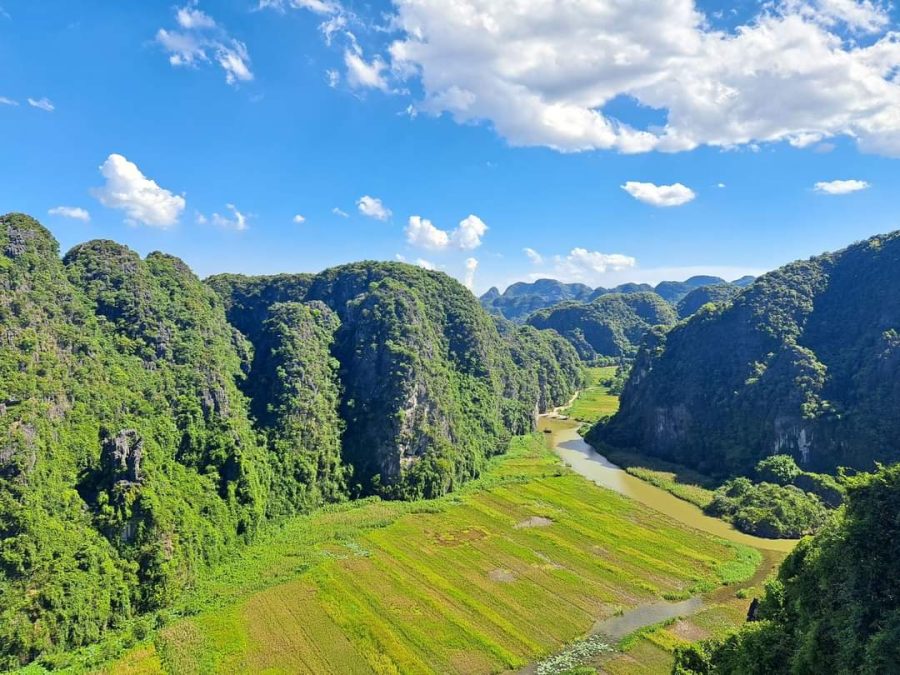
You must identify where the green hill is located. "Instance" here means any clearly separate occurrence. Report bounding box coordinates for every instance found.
[591,230,900,477]
[676,283,742,319]
[676,463,900,673]
[526,292,677,360]
[0,213,583,667]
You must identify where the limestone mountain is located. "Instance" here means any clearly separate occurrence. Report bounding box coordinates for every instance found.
[526,292,677,361]
[0,213,582,667]
[592,230,900,477]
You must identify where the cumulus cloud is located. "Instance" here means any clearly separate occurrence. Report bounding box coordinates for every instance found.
[622,181,696,207]
[814,179,872,194]
[293,214,307,223]
[405,214,488,251]
[157,4,253,85]
[92,154,185,228]
[463,257,478,290]
[523,247,543,264]
[357,195,391,220]
[415,257,436,270]
[212,204,249,231]
[405,215,449,250]
[48,206,90,222]
[379,0,900,156]
[27,97,54,112]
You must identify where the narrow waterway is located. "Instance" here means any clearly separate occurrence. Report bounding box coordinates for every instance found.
[539,417,797,553]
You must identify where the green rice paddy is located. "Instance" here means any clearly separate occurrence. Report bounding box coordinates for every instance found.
[104,433,759,675]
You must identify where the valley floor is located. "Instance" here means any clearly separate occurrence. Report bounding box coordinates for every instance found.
[94,432,762,675]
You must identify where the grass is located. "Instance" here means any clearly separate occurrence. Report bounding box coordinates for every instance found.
[601,446,718,509]
[563,366,620,424]
[92,433,758,675]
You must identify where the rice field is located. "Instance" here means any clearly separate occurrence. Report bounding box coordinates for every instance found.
[564,366,621,423]
[106,434,759,674]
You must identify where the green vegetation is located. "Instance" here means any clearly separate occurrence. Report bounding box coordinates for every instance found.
[527,292,677,360]
[563,366,621,423]
[676,285,740,319]
[0,214,584,667]
[674,464,900,673]
[602,449,717,509]
[97,434,757,674]
[480,276,750,325]
[704,479,828,539]
[595,230,900,478]
[211,263,585,499]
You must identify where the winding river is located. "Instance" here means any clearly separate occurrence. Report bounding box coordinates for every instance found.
[538,417,797,553]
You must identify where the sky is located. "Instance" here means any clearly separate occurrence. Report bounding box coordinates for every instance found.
[2,0,900,295]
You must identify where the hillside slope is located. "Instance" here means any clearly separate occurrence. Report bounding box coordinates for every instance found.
[0,214,582,667]
[210,264,584,499]
[526,292,677,360]
[592,231,900,476]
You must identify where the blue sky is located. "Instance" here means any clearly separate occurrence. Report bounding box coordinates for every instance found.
[2,0,899,294]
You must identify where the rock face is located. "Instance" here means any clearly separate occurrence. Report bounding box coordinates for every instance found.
[101,429,143,485]
[211,262,584,499]
[591,230,900,477]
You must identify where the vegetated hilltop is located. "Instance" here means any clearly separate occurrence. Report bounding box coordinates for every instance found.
[0,213,582,667]
[676,283,741,319]
[525,292,677,360]
[481,274,752,323]
[209,262,584,499]
[592,230,900,477]
[675,463,900,673]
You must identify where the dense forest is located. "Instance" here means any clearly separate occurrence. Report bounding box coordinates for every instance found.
[675,463,900,673]
[592,230,900,478]
[0,213,583,668]
[526,292,677,360]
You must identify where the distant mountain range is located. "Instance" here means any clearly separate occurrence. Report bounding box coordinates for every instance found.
[480,274,755,323]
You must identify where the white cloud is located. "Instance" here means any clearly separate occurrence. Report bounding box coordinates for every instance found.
[357,195,391,220]
[788,0,890,33]
[523,247,543,264]
[344,48,389,91]
[405,215,449,250]
[463,257,478,290]
[332,207,349,217]
[293,214,307,223]
[259,0,340,13]
[451,215,488,250]
[176,6,216,29]
[814,179,872,194]
[157,4,253,85]
[92,154,185,228]
[405,214,488,251]
[561,248,637,278]
[415,257,436,270]
[0,96,18,106]
[622,181,696,207]
[27,97,54,112]
[326,69,341,88]
[48,206,90,222]
[717,182,727,188]
[211,204,249,231]
[195,211,208,224]
[385,0,900,156]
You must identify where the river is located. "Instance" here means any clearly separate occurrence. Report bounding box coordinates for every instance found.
[538,417,797,553]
